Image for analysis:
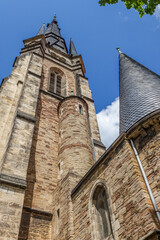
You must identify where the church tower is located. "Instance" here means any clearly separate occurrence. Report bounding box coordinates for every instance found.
[0,16,105,239]
[1,15,159,240]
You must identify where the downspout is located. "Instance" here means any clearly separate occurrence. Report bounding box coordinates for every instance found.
[130,139,160,223]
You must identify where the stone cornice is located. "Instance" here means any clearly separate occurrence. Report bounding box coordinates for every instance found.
[23,206,53,220]
[139,229,160,240]
[28,70,42,79]
[44,53,83,73]
[40,89,64,101]
[0,173,26,189]
[17,110,36,123]
[93,139,106,149]
[82,96,94,103]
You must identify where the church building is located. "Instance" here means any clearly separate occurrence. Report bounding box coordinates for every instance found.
[0,15,159,240]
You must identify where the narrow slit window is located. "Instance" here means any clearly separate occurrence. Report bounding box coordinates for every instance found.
[58,163,60,176]
[57,209,60,234]
[79,105,83,115]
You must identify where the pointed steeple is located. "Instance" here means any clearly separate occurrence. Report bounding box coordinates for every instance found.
[119,51,160,134]
[44,15,68,54]
[37,23,45,35]
[69,38,78,57]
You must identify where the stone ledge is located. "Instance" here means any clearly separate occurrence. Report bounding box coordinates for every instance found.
[139,229,160,240]
[79,74,88,81]
[23,206,53,220]
[21,45,45,56]
[40,89,64,100]
[28,70,42,79]
[17,110,36,123]
[93,139,106,149]
[0,173,26,189]
[82,95,94,103]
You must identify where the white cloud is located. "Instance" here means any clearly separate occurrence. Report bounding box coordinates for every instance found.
[97,97,119,149]
[154,5,160,20]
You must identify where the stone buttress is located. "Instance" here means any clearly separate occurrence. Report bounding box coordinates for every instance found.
[0,50,43,239]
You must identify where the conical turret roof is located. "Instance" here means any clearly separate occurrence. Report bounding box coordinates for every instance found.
[44,15,68,54]
[69,38,78,56]
[119,51,160,133]
[37,23,45,35]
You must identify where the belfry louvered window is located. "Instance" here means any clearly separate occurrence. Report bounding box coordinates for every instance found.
[49,72,62,95]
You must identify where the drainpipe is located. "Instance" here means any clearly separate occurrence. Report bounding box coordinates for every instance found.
[130,139,160,223]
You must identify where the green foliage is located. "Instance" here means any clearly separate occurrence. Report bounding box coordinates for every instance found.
[99,0,160,16]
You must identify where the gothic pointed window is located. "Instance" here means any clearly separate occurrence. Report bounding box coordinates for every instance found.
[49,72,62,95]
[91,184,112,240]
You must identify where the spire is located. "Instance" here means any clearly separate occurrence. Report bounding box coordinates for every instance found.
[37,23,45,35]
[69,38,78,57]
[44,15,68,54]
[119,52,160,134]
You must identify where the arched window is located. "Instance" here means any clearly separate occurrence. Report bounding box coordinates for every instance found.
[90,184,112,240]
[49,72,62,95]
[48,67,66,97]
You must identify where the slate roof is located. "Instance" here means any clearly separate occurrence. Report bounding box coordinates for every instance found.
[119,51,160,133]
[37,23,45,35]
[38,15,68,54]
[69,38,78,56]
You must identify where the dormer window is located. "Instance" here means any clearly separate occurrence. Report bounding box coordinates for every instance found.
[49,72,62,95]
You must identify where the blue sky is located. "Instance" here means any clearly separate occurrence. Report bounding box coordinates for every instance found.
[1,0,160,147]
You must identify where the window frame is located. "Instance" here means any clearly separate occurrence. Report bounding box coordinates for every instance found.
[89,181,113,240]
[49,71,62,96]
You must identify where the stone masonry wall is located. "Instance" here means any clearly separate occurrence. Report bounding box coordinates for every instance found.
[0,53,31,167]
[18,91,60,240]
[0,184,24,240]
[0,52,43,239]
[78,75,105,160]
[72,137,158,240]
[52,172,80,240]
[1,53,42,180]
[131,119,160,228]
[58,97,94,179]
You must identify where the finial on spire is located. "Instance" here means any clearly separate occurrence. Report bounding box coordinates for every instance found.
[53,14,57,23]
[116,47,122,54]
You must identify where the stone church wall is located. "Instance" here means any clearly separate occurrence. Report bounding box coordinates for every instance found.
[71,113,160,240]
[0,52,43,239]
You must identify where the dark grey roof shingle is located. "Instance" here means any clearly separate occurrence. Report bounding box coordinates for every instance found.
[119,52,160,133]
[44,15,68,54]
[69,38,78,57]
